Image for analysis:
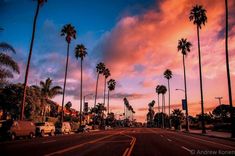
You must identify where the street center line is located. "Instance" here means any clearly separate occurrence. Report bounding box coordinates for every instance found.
[127,138,136,156]
[122,148,129,156]
[167,138,172,142]
[42,140,56,144]
[181,146,191,153]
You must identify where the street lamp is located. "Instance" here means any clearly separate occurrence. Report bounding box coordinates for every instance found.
[215,97,223,106]
[175,88,185,92]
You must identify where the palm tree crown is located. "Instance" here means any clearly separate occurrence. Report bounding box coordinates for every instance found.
[159,85,167,95]
[103,68,111,79]
[75,44,87,61]
[177,38,192,55]
[96,62,105,74]
[108,79,116,91]
[189,5,207,29]
[61,24,76,43]
[164,69,172,80]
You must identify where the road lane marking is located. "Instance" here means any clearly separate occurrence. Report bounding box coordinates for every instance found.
[122,148,129,156]
[44,132,121,156]
[42,140,56,144]
[181,146,191,153]
[167,138,172,142]
[168,131,235,149]
[127,138,136,156]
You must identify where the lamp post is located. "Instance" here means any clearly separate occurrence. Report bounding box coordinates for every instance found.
[215,97,223,106]
[175,88,189,132]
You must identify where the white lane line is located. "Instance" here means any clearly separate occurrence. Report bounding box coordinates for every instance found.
[167,138,172,142]
[42,140,56,144]
[181,146,191,153]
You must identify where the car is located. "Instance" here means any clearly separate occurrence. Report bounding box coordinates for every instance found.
[55,122,71,134]
[77,125,91,133]
[1,120,36,140]
[35,122,55,137]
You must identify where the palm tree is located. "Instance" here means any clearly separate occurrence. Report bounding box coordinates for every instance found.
[94,62,105,107]
[20,0,47,120]
[107,79,116,114]
[103,68,110,106]
[189,4,207,134]
[75,44,87,126]
[164,69,172,116]
[170,109,184,130]
[32,78,62,121]
[60,24,76,123]
[160,85,167,128]
[177,38,192,132]
[0,42,20,86]
[155,85,161,127]
[225,0,234,138]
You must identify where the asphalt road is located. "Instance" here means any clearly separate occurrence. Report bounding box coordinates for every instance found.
[1,128,235,156]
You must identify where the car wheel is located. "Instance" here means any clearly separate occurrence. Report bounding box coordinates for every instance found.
[10,133,16,140]
[29,132,34,139]
[50,130,55,136]
[41,130,45,137]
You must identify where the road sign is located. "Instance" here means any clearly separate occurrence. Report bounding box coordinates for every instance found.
[182,99,187,110]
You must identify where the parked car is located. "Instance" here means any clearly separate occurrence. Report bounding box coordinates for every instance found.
[77,125,91,133]
[55,122,71,134]
[35,122,55,137]
[0,120,36,140]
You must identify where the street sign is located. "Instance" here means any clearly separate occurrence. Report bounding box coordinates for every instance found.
[182,99,187,110]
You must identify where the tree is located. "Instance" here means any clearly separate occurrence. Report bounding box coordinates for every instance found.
[94,62,105,106]
[190,4,207,134]
[177,38,192,131]
[60,24,76,123]
[0,42,20,86]
[103,68,110,106]
[170,109,184,130]
[212,104,233,123]
[225,0,234,138]
[74,44,87,126]
[90,103,106,127]
[155,85,161,127]
[32,78,62,121]
[147,100,155,127]
[21,0,47,120]
[107,79,116,114]
[159,85,167,128]
[164,69,172,116]
[65,101,72,120]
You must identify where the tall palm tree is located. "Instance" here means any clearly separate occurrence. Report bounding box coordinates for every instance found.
[155,85,161,127]
[190,4,207,134]
[103,68,110,106]
[60,24,76,123]
[107,79,116,114]
[94,62,105,107]
[164,69,172,128]
[177,38,192,132]
[32,78,62,121]
[164,69,172,116]
[159,85,167,128]
[225,0,234,138]
[75,44,87,126]
[20,0,47,120]
[0,42,20,86]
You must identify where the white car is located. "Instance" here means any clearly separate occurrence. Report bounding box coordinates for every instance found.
[36,122,55,137]
[56,122,71,134]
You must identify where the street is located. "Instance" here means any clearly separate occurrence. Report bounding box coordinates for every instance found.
[1,128,235,156]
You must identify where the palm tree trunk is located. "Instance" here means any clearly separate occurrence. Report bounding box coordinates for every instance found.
[61,42,70,123]
[168,79,171,129]
[94,73,99,107]
[107,89,110,114]
[162,94,164,128]
[225,0,235,138]
[103,78,106,105]
[183,55,189,131]
[158,94,160,127]
[197,25,206,134]
[20,2,40,120]
[80,59,83,126]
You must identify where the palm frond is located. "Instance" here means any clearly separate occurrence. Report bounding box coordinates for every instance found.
[0,53,20,73]
[0,42,16,53]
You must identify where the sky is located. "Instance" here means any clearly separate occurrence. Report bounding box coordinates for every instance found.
[0,0,235,122]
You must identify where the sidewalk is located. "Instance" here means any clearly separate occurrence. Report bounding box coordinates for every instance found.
[183,129,234,141]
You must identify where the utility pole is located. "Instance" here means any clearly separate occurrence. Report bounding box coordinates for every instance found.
[215,97,223,106]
